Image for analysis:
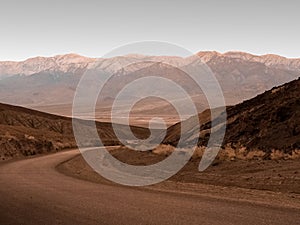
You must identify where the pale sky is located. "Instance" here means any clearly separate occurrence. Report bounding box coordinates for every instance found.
[0,0,299,61]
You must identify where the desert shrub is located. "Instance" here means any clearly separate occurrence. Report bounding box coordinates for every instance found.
[191,146,266,161]
[245,150,266,160]
[269,149,300,160]
[290,149,300,159]
[151,144,300,161]
[152,144,175,156]
[270,149,285,160]
[24,134,35,140]
[191,146,206,159]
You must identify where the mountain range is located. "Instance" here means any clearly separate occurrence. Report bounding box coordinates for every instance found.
[1,52,300,77]
[0,52,299,125]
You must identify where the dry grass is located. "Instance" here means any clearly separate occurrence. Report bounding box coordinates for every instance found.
[152,144,300,161]
[270,149,300,160]
[152,144,175,156]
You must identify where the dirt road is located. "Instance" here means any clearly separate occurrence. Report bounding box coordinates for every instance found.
[0,149,299,225]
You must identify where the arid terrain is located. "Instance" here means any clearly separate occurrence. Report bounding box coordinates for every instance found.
[0,53,300,225]
[2,0,300,224]
[58,146,300,194]
[0,102,150,160]
[1,149,299,225]
[0,52,300,126]
[162,78,300,153]
[55,77,300,204]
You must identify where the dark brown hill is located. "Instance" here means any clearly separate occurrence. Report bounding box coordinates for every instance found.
[0,103,149,160]
[163,78,300,154]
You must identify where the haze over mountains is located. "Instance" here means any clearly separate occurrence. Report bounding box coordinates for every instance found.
[0,51,299,124]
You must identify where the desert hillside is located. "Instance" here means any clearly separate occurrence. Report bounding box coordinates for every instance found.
[0,103,149,160]
[163,78,300,155]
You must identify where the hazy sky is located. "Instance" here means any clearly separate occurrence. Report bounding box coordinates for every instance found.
[0,0,299,61]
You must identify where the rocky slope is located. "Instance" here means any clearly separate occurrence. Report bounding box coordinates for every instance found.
[0,103,149,160]
[162,78,300,154]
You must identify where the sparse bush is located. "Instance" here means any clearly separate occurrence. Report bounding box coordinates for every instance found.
[191,146,206,159]
[290,149,300,159]
[152,144,175,156]
[152,144,300,161]
[270,149,285,160]
[24,134,35,140]
[245,150,266,160]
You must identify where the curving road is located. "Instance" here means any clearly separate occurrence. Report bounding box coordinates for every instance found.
[0,149,299,225]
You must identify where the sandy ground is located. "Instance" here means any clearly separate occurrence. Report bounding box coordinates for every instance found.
[33,103,183,127]
[2,149,300,225]
[57,148,300,209]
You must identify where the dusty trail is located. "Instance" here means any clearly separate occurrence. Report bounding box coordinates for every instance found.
[0,149,299,225]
